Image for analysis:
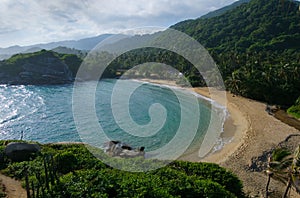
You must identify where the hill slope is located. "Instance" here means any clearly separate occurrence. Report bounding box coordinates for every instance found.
[172,0,300,52]
[0,50,82,85]
[0,34,112,59]
[200,0,250,19]
[171,0,300,105]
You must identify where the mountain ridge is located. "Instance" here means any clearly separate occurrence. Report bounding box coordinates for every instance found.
[200,0,250,19]
[0,34,112,58]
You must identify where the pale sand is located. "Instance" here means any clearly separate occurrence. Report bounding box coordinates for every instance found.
[136,79,300,196]
[180,87,249,164]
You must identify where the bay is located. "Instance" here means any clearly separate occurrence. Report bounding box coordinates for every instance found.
[0,79,225,155]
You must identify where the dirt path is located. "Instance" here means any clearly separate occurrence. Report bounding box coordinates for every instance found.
[275,110,300,131]
[0,173,26,198]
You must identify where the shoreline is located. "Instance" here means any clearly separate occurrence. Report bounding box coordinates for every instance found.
[188,87,249,164]
[54,78,246,164]
[3,78,299,196]
[131,78,300,196]
[132,78,246,163]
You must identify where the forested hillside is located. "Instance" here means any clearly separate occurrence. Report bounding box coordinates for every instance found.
[99,0,300,106]
[200,0,250,19]
[171,0,300,106]
[0,50,82,85]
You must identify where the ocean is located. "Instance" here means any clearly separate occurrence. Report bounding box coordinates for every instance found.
[0,79,227,158]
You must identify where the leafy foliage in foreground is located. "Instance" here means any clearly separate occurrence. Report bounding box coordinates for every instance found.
[0,141,244,197]
[266,145,300,197]
[287,96,300,119]
[0,184,5,198]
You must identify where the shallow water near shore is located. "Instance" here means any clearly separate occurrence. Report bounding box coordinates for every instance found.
[0,79,226,158]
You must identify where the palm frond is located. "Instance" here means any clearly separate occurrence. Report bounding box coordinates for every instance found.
[291,146,300,193]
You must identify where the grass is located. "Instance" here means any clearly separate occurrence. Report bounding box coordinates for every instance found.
[287,105,300,119]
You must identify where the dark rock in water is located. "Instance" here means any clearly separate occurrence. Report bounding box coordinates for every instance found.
[104,141,145,158]
[4,142,41,162]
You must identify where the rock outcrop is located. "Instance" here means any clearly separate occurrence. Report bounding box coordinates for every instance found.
[0,50,75,85]
[104,141,145,158]
[4,142,41,162]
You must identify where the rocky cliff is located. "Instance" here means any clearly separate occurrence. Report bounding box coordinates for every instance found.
[0,50,81,85]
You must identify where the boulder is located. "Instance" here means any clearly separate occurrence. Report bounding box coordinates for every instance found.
[104,141,145,158]
[265,105,279,115]
[119,147,145,158]
[4,142,41,162]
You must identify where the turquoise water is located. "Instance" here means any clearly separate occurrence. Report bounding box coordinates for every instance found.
[0,79,225,155]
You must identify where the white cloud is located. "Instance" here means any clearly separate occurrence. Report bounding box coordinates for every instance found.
[0,0,237,48]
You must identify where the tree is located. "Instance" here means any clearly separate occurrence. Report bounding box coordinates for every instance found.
[266,146,300,197]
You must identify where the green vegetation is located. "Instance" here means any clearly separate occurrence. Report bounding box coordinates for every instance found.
[287,97,300,119]
[91,0,300,106]
[105,48,206,86]
[266,145,300,197]
[0,50,83,84]
[287,105,300,119]
[0,140,244,198]
[171,0,300,106]
[58,53,82,76]
[0,184,5,198]
[172,0,300,52]
[200,0,250,19]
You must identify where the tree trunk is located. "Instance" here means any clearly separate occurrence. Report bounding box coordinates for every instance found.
[25,167,31,198]
[266,175,271,198]
[283,178,291,198]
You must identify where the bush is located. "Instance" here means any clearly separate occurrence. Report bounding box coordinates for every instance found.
[1,142,244,197]
[60,168,237,198]
[287,104,300,119]
[168,161,244,197]
[54,151,78,174]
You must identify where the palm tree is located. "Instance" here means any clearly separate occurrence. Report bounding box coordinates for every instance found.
[266,148,292,197]
[266,146,300,198]
[225,70,242,95]
[290,146,300,193]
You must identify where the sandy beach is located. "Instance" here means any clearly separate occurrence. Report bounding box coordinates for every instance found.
[182,87,249,164]
[136,79,249,163]
[136,78,300,196]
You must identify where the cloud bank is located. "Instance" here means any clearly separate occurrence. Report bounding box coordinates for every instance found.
[0,0,237,47]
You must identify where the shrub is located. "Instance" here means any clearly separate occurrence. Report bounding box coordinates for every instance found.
[0,142,244,197]
[287,104,300,119]
[168,161,244,197]
[54,151,78,174]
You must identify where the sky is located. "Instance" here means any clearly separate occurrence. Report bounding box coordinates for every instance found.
[0,0,238,48]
